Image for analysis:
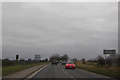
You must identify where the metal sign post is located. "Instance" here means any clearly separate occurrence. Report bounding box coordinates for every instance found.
[103,49,116,66]
[104,53,107,65]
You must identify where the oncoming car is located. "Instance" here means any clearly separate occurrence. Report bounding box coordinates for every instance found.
[61,61,66,65]
[51,60,58,65]
[65,61,75,69]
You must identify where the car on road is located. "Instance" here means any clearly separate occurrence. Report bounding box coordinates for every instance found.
[61,61,66,65]
[51,60,58,65]
[65,61,75,69]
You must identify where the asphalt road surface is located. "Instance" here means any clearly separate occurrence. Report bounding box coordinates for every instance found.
[31,63,115,80]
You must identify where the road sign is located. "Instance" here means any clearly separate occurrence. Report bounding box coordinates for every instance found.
[103,50,116,54]
[35,55,41,61]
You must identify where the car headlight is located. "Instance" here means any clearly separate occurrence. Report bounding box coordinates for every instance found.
[66,64,68,66]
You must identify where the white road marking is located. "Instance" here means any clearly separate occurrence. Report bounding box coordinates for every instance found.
[26,65,47,78]
[62,70,64,71]
[62,69,76,80]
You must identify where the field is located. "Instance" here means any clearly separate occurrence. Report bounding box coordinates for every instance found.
[2,62,50,76]
[74,61,120,79]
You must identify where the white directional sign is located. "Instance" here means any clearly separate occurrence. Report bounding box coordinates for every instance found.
[35,55,41,61]
[103,50,116,54]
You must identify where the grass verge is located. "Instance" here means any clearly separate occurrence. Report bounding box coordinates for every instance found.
[74,61,120,79]
[2,62,50,76]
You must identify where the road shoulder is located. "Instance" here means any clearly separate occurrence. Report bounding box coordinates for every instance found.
[2,64,47,79]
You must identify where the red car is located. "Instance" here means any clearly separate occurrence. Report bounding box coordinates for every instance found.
[65,61,75,69]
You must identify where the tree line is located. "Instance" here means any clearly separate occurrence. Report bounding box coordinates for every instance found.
[2,58,48,66]
[49,54,69,61]
[87,54,120,67]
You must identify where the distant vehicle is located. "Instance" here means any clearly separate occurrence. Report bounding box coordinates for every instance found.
[51,60,58,65]
[65,61,75,69]
[61,61,66,65]
[56,60,59,64]
[59,60,62,63]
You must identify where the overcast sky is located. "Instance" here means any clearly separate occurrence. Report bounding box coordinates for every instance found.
[2,2,118,60]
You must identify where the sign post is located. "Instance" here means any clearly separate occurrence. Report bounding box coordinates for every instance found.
[103,49,116,66]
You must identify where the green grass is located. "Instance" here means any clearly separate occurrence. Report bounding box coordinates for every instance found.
[74,61,120,79]
[2,62,50,76]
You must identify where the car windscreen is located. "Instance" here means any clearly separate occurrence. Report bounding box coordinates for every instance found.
[67,62,74,64]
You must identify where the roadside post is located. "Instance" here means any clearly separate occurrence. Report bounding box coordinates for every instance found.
[16,54,19,65]
[16,54,19,61]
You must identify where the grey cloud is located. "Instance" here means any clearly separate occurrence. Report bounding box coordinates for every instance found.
[2,2,118,60]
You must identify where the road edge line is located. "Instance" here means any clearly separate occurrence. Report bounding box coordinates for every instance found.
[24,64,48,79]
[21,64,47,80]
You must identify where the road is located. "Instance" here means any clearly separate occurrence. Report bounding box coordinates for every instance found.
[31,63,115,80]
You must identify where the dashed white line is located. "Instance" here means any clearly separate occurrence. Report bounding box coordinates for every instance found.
[62,70,64,71]
[62,69,76,80]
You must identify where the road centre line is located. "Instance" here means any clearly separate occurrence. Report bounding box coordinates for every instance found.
[61,68,76,80]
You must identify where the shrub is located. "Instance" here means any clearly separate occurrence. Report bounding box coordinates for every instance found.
[97,55,105,65]
[2,59,15,66]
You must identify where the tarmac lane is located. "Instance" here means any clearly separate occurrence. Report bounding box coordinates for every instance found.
[31,63,115,80]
